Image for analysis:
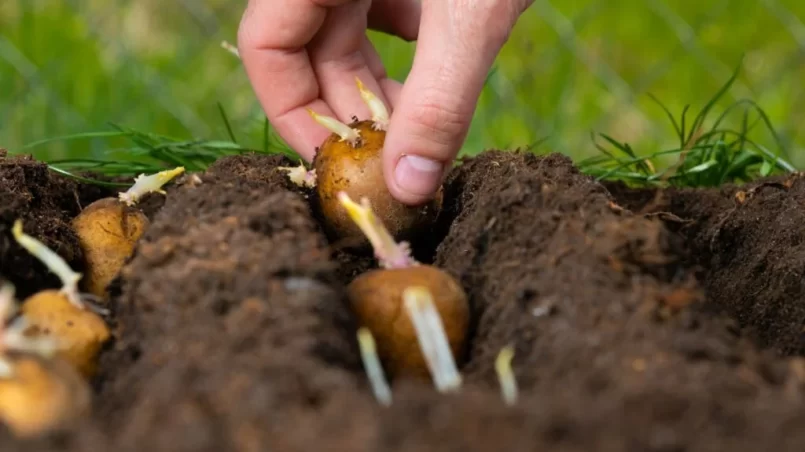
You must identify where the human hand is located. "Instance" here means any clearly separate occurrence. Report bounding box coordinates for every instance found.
[238,0,533,205]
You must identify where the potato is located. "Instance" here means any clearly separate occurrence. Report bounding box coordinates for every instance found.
[20,290,110,378]
[0,354,90,437]
[303,80,443,247]
[347,264,469,379]
[72,197,149,298]
[313,119,443,246]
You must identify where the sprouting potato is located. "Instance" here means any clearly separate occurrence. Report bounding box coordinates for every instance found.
[72,166,184,299]
[19,290,110,379]
[280,78,442,247]
[72,198,149,299]
[337,192,469,382]
[0,354,90,438]
[0,282,90,438]
[12,220,111,378]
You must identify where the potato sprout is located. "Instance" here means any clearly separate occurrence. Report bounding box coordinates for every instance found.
[118,166,185,206]
[357,327,392,406]
[12,220,84,309]
[495,345,518,406]
[403,286,462,392]
[278,162,317,188]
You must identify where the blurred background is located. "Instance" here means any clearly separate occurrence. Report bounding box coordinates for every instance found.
[1,0,803,168]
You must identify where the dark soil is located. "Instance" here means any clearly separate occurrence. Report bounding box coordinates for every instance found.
[0,151,112,299]
[3,150,805,450]
[605,173,805,356]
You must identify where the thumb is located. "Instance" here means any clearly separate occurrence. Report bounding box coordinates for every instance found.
[382,0,527,205]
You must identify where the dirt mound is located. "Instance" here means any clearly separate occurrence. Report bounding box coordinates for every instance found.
[3,150,805,450]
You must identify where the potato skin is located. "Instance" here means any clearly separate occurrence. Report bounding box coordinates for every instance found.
[313,120,442,247]
[21,290,111,378]
[72,197,149,299]
[346,265,469,379]
[0,354,90,437]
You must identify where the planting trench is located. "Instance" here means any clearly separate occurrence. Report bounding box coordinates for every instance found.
[3,149,805,450]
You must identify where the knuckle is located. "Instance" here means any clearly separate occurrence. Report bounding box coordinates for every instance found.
[408,96,470,147]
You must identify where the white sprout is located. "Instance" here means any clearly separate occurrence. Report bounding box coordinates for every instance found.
[307,109,361,147]
[495,345,518,406]
[221,40,240,58]
[0,282,60,378]
[357,327,393,406]
[118,166,185,206]
[11,220,84,309]
[403,286,462,392]
[356,77,389,131]
[278,163,317,188]
[337,192,416,269]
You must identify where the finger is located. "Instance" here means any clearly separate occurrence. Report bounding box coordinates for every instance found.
[367,0,422,41]
[381,0,530,205]
[237,0,354,161]
[309,1,391,123]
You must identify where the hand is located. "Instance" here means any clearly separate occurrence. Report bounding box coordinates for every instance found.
[238,0,533,205]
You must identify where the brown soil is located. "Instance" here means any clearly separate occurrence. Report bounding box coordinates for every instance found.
[605,173,805,356]
[3,150,805,450]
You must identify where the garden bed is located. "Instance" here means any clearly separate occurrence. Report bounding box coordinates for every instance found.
[3,148,805,451]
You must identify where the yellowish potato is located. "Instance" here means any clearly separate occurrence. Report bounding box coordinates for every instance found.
[346,265,469,379]
[313,120,443,247]
[72,197,149,299]
[21,290,110,378]
[0,354,90,437]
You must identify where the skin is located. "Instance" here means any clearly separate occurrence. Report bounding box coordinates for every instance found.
[238,0,534,206]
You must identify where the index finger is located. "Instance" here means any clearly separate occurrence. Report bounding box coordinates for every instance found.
[237,0,353,161]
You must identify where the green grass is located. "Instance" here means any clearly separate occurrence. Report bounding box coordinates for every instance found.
[577,62,796,187]
[2,0,804,186]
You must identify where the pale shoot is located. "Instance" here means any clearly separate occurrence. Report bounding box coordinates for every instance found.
[307,109,361,147]
[12,220,84,309]
[357,327,393,406]
[337,192,416,269]
[220,40,240,58]
[278,162,317,188]
[0,283,59,378]
[495,345,518,406]
[403,286,462,392]
[119,166,185,206]
[355,77,389,131]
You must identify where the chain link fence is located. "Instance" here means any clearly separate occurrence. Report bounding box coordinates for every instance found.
[1,0,803,166]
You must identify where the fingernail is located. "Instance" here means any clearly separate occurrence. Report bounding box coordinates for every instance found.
[394,155,444,197]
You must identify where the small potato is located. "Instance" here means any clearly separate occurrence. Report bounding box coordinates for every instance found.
[347,264,469,378]
[21,290,110,378]
[313,120,443,246]
[0,354,91,437]
[72,197,149,299]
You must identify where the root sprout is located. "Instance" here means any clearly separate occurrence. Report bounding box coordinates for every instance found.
[495,345,518,406]
[119,166,185,206]
[357,327,392,406]
[11,220,84,309]
[403,286,462,392]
